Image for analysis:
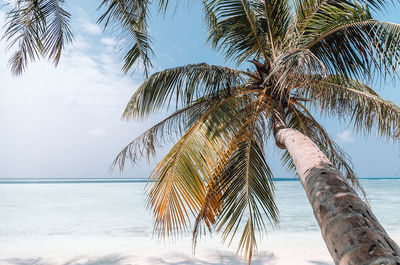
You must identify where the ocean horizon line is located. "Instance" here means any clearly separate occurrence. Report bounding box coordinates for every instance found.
[0,177,399,184]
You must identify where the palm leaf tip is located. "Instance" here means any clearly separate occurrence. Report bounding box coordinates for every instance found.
[3,0,73,75]
[216,137,279,263]
[97,0,154,76]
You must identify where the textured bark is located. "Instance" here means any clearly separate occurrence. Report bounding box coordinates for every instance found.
[274,125,400,265]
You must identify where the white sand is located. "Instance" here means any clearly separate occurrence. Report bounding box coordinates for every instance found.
[0,231,336,265]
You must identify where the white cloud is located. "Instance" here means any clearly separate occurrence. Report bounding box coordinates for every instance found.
[73,36,91,50]
[88,127,107,137]
[101,37,116,47]
[80,19,102,35]
[336,130,355,143]
[0,33,139,112]
[0,9,155,178]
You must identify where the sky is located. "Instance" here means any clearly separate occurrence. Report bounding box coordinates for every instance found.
[0,0,400,179]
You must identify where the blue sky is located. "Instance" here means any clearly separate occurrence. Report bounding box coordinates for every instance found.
[0,0,400,178]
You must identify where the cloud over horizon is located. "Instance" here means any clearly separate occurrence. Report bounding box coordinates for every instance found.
[0,9,156,178]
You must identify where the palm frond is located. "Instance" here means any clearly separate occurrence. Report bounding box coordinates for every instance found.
[113,97,213,170]
[255,0,291,54]
[3,0,72,75]
[191,104,278,263]
[114,88,259,170]
[122,63,249,119]
[192,102,272,251]
[41,0,73,66]
[192,137,237,251]
[369,21,400,77]
[361,0,396,11]
[4,2,45,75]
[297,1,400,79]
[293,0,390,32]
[216,120,278,263]
[293,0,331,32]
[302,76,400,140]
[98,0,153,76]
[146,93,254,238]
[204,0,271,63]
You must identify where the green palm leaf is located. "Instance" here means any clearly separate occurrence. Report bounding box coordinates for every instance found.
[41,0,73,66]
[3,0,72,75]
[98,0,153,76]
[297,1,400,78]
[114,88,259,169]
[204,0,271,63]
[122,63,249,119]
[303,76,400,139]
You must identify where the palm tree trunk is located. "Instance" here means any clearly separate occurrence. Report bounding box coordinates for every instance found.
[273,114,400,265]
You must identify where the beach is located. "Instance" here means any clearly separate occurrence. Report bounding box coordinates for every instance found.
[0,179,399,265]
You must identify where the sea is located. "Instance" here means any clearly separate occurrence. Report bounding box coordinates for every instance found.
[0,178,399,265]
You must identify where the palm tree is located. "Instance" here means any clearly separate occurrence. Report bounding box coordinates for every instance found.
[113,1,400,264]
[3,0,400,264]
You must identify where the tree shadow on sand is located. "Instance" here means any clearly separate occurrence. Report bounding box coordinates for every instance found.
[3,258,50,265]
[2,253,335,265]
[1,253,336,265]
[2,251,275,265]
[145,250,275,265]
[3,254,128,265]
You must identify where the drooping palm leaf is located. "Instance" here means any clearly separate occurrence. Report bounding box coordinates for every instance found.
[4,0,46,75]
[41,0,73,66]
[97,0,153,76]
[122,63,250,119]
[302,76,400,139]
[113,97,215,170]
[114,88,259,169]
[216,119,278,263]
[146,93,254,238]
[3,0,72,75]
[191,101,275,254]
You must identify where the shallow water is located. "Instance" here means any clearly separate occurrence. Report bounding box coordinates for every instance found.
[0,179,399,264]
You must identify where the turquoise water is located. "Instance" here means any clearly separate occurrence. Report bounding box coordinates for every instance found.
[0,178,399,238]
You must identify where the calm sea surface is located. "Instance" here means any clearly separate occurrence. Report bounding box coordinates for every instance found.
[0,178,399,238]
